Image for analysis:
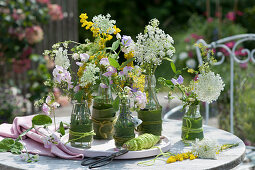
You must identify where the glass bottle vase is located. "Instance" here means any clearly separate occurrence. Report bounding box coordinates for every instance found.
[92,85,116,140]
[137,74,162,136]
[69,101,93,148]
[113,98,135,148]
[181,104,204,141]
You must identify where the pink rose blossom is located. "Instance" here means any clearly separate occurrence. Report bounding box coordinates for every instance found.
[25,26,44,44]
[184,37,190,43]
[226,12,236,21]
[239,63,248,69]
[225,41,235,49]
[48,4,63,21]
[207,17,213,23]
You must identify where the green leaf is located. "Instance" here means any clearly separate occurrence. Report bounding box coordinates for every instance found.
[112,96,120,111]
[111,40,120,51]
[165,80,173,86]
[0,142,9,152]
[14,141,23,150]
[109,58,120,68]
[58,121,65,136]
[74,90,83,103]
[10,148,21,154]
[1,138,14,147]
[119,58,135,69]
[171,62,176,73]
[32,115,52,126]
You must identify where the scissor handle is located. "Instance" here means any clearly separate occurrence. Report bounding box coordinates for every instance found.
[81,156,106,166]
[88,156,114,169]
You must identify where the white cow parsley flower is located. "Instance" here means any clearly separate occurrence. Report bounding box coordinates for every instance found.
[193,71,225,103]
[192,138,220,159]
[92,13,116,34]
[80,63,100,87]
[134,18,175,66]
[54,47,70,69]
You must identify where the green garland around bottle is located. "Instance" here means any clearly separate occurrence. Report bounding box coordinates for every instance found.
[181,116,204,141]
[137,107,162,136]
[92,104,116,140]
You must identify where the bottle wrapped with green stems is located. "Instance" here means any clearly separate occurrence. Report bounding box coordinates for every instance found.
[92,85,116,140]
[113,98,135,148]
[181,104,204,142]
[137,75,162,136]
[69,100,94,148]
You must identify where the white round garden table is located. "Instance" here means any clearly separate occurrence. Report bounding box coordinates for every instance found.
[0,117,245,170]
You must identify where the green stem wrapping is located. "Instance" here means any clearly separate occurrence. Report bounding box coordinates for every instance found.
[181,105,204,141]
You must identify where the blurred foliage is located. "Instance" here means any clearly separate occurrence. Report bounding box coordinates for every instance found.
[0,0,49,61]
[27,54,51,104]
[0,86,19,123]
[217,62,255,143]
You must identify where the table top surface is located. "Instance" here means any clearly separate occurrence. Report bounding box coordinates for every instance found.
[0,117,245,170]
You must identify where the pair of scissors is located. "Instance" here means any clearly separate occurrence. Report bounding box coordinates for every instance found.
[81,149,128,169]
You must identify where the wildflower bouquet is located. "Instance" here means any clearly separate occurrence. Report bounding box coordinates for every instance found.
[159,43,225,141]
[39,12,148,144]
[132,18,175,136]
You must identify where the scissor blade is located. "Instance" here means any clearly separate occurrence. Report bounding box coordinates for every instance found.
[113,149,129,157]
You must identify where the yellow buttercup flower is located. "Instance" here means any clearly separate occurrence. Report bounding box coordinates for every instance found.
[113,25,121,34]
[182,153,189,159]
[166,156,176,163]
[85,22,93,30]
[189,154,196,160]
[79,13,88,20]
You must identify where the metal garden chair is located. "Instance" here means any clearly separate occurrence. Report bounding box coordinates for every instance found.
[164,34,255,135]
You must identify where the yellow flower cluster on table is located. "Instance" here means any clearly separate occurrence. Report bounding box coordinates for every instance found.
[166,152,197,164]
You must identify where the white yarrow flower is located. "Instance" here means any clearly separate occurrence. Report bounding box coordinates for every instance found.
[54,47,70,69]
[193,72,225,103]
[192,138,220,159]
[80,63,100,87]
[134,18,175,66]
[92,13,116,34]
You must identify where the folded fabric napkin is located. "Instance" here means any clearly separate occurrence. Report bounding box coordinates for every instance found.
[0,115,84,160]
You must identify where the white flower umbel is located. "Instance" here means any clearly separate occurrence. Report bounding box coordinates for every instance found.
[192,138,220,159]
[134,18,175,66]
[92,14,116,34]
[193,71,225,103]
[79,63,100,87]
[54,47,70,69]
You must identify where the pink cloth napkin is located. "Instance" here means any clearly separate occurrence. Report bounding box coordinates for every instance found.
[0,115,84,160]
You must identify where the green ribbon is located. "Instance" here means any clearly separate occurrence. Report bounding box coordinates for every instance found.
[137,146,173,166]
[182,117,203,139]
[91,117,117,139]
[66,130,95,144]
